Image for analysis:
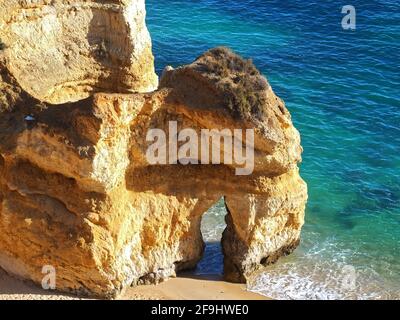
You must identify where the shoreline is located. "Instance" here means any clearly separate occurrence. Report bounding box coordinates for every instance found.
[0,269,268,300]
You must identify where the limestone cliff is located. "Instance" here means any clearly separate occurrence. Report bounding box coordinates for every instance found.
[0,1,307,298]
[0,0,158,105]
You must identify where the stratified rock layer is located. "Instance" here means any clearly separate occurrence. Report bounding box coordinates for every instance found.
[0,11,307,298]
[0,0,158,105]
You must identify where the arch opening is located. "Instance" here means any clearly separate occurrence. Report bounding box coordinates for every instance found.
[195,197,227,276]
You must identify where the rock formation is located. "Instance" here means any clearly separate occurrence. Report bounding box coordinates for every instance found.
[0,0,158,105]
[0,1,307,298]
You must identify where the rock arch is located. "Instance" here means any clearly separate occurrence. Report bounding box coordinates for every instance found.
[0,1,307,298]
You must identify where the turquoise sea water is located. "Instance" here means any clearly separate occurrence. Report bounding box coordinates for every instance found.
[146,0,400,299]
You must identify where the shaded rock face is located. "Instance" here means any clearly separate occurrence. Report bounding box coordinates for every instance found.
[0,0,158,104]
[0,3,307,298]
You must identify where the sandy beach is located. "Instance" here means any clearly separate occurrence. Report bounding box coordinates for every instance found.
[0,269,267,300]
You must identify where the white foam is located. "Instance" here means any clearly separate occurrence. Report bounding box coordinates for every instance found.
[249,237,400,300]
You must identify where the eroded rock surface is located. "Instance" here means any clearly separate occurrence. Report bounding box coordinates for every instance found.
[0,3,307,298]
[0,0,158,104]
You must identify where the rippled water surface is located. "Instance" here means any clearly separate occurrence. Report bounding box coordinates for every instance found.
[146,0,400,299]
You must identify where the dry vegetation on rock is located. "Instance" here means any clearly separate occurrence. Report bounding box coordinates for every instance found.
[193,47,269,120]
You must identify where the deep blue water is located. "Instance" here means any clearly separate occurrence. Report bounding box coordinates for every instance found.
[146,0,400,299]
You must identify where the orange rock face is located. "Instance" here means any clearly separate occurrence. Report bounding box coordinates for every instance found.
[0,0,158,105]
[0,3,307,298]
